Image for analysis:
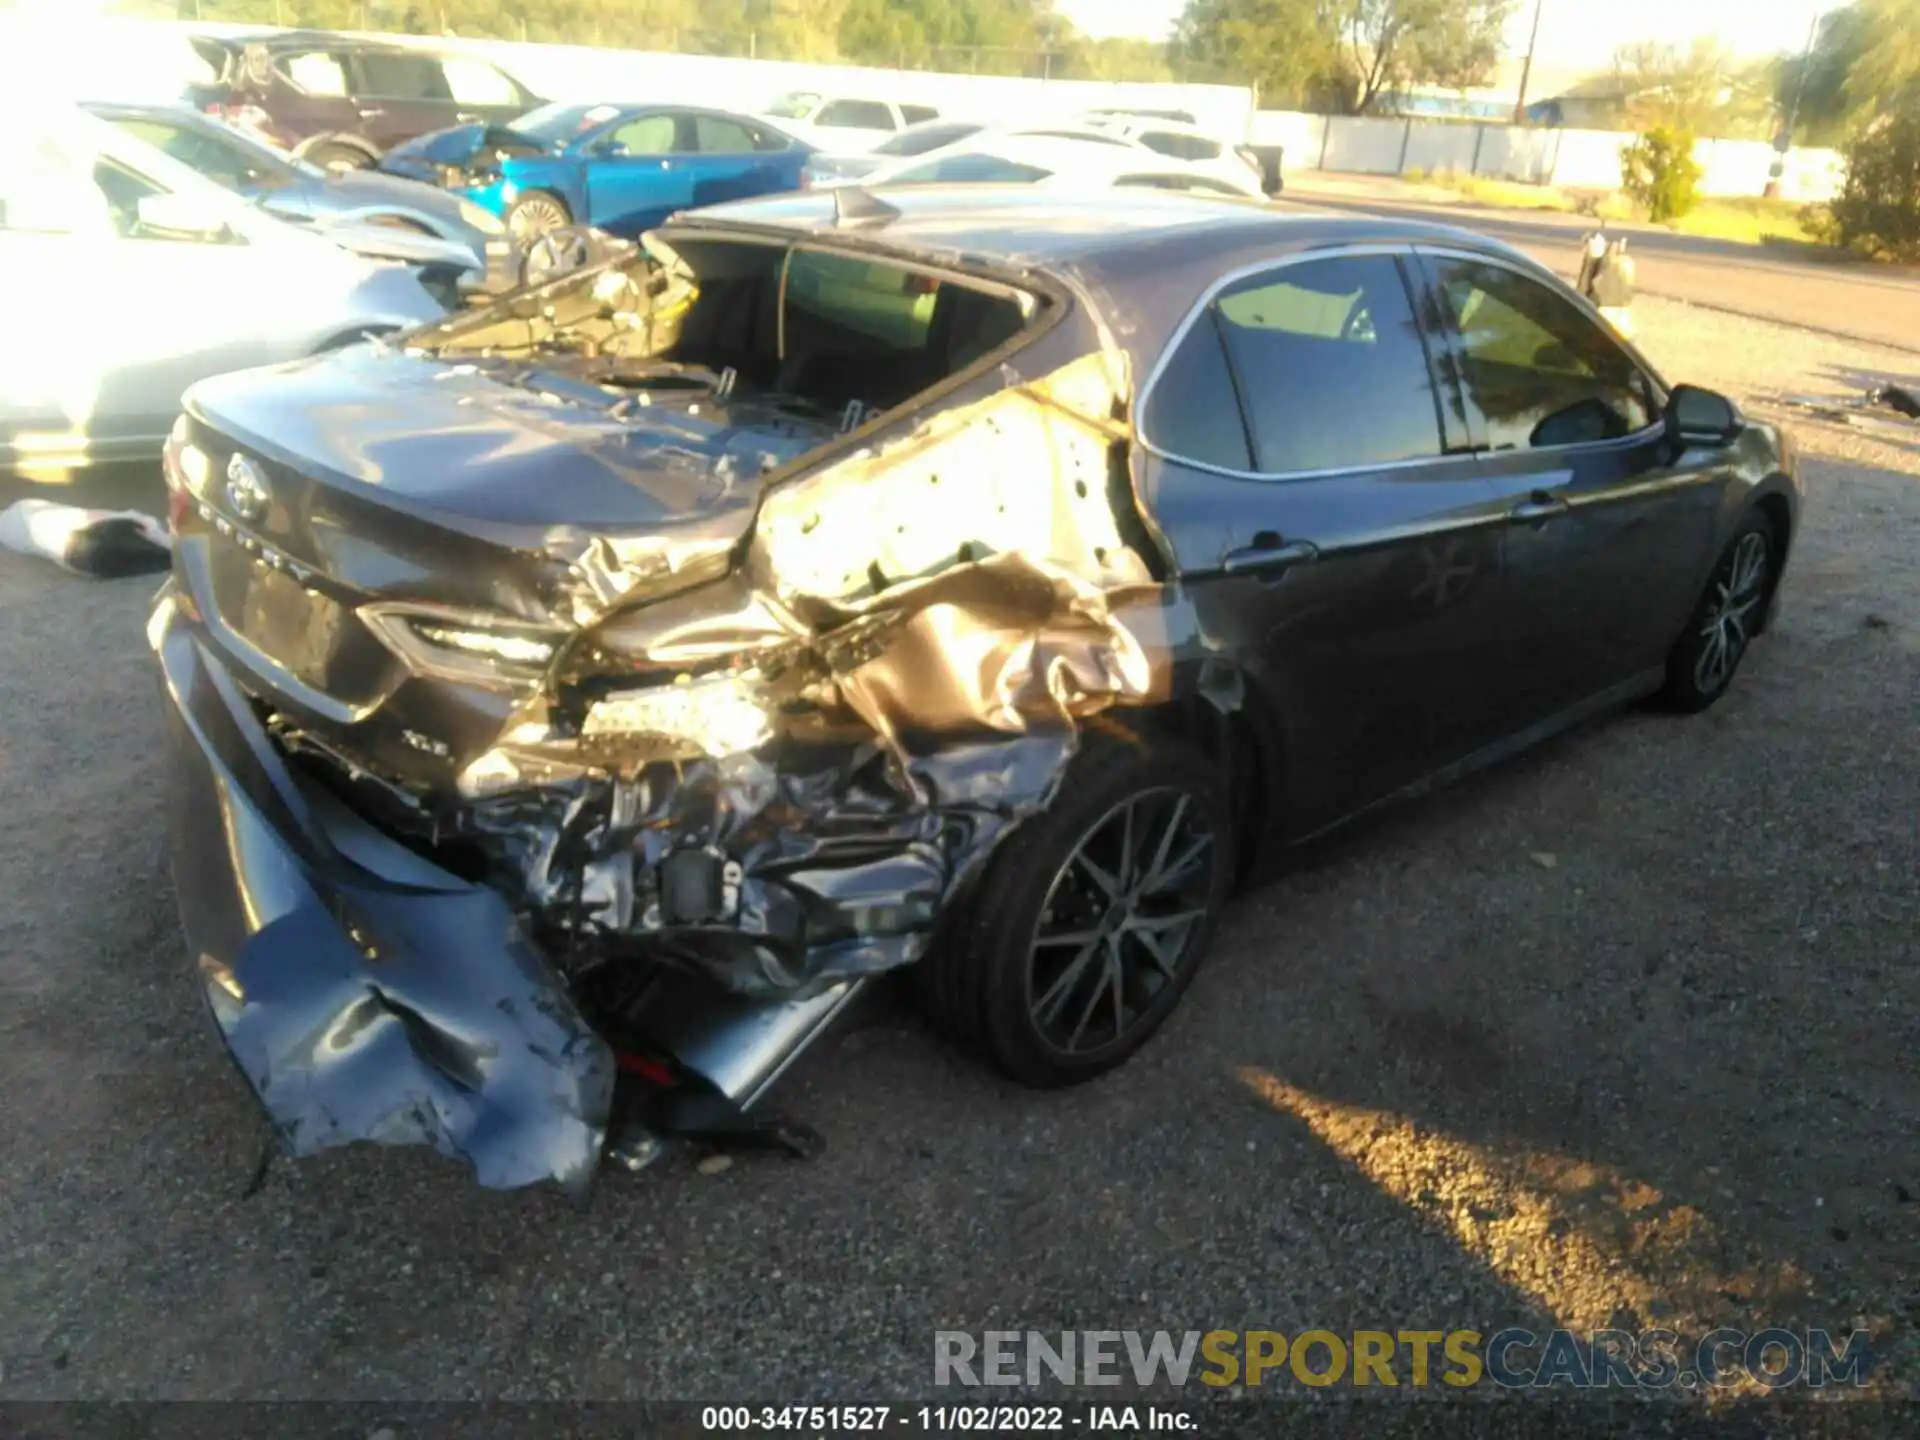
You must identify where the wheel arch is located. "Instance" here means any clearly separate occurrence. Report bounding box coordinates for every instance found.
[294,131,382,165]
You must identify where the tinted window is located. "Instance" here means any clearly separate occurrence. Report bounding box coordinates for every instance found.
[817,100,896,130]
[891,153,1050,183]
[609,113,678,155]
[1431,258,1654,450]
[442,56,519,106]
[1117,173,1243,195]
[1213,255,1443,475]
[1141,131,1220,161]
[120,119,282,192]
[693,115,758,154]
[900,104,940,124]
[874,121,980,156]
[352,52,449,101]
[1144,310,1252,472]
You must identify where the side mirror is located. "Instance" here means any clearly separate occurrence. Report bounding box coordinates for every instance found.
[1666,383,1742,448]
[135,192,238,243]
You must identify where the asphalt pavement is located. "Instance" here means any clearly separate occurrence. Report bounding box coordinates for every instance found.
[1276,178,1920,356]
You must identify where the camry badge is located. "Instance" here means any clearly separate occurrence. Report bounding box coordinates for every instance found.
[225,453,271,524]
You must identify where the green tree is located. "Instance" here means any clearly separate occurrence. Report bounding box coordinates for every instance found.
[1828,107,1920,259]
[1170,0,1346,109]
[1331,0,1510,114]
[1620,124,1703,222]
[1599,39,1779,140]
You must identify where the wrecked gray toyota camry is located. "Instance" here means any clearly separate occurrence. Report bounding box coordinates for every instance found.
[155,190,1229,1191]
[152,188,1799,1190]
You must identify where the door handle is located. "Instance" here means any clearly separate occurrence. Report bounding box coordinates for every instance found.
[456,111,482,123]
[357,105,386,118]
[1222,537,1319,575]
[1508,491,1570,524]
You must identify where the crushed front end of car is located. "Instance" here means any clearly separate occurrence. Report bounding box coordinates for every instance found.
[151,216,1206,1190]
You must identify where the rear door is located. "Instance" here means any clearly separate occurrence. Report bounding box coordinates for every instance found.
[682,113,790,209]
[580,111,695,233]
[343,50,458,150]
[1138,250,1517,833]
[1415,251,1725,714]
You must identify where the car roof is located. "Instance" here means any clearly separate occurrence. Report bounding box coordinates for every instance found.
[680,187,1545,376]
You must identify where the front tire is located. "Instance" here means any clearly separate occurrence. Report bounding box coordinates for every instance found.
[505,190,571,243]
[1663,511,1777,712]
[306,140,374,172]
[918,735,1234,1089]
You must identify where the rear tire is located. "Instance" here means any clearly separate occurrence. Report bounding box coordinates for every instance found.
[1662,511,1777,713]
[917,734,1234,1089]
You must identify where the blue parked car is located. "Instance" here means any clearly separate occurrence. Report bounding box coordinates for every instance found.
[379,101,816,241]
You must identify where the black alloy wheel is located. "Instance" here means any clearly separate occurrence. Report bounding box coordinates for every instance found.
[1664,512,1776,712]
[918,736,1234,1088]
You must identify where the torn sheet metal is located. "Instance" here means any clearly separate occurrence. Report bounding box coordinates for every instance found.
[461,554,1179,996]
[154,593,613,1190]
[429,338,1184,999]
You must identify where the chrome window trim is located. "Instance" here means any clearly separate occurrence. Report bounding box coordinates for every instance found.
[1136,239,1670,484]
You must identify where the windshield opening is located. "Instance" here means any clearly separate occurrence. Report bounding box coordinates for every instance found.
[507,102,618,146]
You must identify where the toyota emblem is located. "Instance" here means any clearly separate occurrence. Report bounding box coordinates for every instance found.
[225,452,270,524]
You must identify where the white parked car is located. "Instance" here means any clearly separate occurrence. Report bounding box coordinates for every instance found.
[762,91,942,152]
[1083,115,1271,196]
[862,135,1265,200]
[802,118,987,188]
[0,105,447,470]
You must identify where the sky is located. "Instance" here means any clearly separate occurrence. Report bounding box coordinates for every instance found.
[1057,0,1828,67]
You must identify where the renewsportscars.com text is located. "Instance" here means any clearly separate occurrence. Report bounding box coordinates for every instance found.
[934,1328,1873,1390]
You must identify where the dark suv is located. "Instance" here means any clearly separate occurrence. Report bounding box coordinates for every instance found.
[190,31,543,170]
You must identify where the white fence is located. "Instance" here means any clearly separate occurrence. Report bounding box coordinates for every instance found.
[1248,110,1845,203]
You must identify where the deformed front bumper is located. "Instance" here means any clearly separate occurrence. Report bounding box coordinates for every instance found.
[150,585,614,1192]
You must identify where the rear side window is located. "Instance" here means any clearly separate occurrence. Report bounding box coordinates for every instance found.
[1212,255,1443,474]
[875,122,980,157]
[900,104,940,125]
[1117,173,1244,195]
[1142,131,1220,161]
[1144,311,1252,472]
[817,100,896,130]
[442,57,519,107]
[1429,258,1654,450]
[892,153,1050,183]
[352,52,449,100]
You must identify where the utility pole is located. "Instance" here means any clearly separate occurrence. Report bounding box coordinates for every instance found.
[1769,9,1824,195]
[1511,0,1545,126]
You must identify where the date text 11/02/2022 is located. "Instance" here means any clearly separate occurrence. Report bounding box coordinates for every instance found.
[701,1408,1192,1432]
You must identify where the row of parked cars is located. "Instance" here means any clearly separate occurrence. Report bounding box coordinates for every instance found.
[3,25,1277,469]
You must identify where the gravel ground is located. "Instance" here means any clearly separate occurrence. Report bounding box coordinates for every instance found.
[0,295,1914,1408]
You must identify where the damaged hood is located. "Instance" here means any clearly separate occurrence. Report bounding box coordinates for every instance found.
[379,121,550,181]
